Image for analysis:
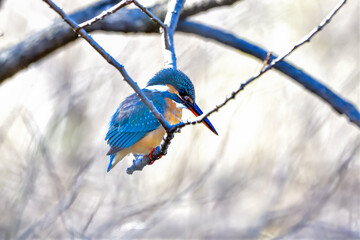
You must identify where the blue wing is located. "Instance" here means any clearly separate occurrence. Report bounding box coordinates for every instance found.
[105,90,168,156]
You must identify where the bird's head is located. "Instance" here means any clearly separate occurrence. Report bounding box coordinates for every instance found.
[146,68,218,135]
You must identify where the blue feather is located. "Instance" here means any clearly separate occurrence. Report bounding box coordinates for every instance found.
[107,154,116,172]
[105,128,118,141]
[105,90,173,155]
[108,132,125,146]
[113,133,134,148]
[122,132,145,149]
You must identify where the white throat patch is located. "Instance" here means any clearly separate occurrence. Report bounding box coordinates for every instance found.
[146,84,170,92]
[174,101,186,109]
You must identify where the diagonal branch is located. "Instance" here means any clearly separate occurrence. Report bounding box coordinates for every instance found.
[42,0,187,174]
[126,0,354,174]
[4,0,356,175]
[78,0,132,29]
[41,0,172,132]
[0,0,242,83]
[177,0,360,128]
[132,0,166,29]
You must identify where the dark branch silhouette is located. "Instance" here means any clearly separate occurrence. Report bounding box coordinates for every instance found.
[78,0,133,29]
[0,0,241,83]
[42,0,172,133]
[2,0,357,175]
[1,0,357,130]
[0,1,358,237]
[42,0,188,173]
[177,18,360,127]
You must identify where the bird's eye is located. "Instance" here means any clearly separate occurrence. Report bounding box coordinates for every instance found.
[179,91,193,104]
[183,95,193,104]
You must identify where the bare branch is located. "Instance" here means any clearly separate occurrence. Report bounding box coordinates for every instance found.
[7,0,355,176]
[0,0,242,83]
[78,0,132,29]
[178,0,242,19]
[161,0,185,69]
[277,0,347,62]
[132,0,166,29]
[42,0,188,174]
[177,0,360,128]
[126,154,152,174]
[41,0,172,132]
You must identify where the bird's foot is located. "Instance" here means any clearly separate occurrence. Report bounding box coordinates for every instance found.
[149,148,162,164]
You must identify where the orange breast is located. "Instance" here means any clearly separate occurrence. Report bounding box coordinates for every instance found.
[129,127,166,154]
[125,95,182,155]
[164,98,182,125]
[165,84,182,124]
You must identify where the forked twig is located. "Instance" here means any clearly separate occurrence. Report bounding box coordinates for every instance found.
[178,20,360,127]
[43,0,186,174]
[42,0,172,132]
[0,0,240,82]
[177,0,350,129]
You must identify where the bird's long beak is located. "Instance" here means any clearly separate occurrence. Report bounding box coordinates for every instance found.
[184,101,218,135]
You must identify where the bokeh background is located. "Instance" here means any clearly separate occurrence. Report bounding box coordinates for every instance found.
[0,0,359,239]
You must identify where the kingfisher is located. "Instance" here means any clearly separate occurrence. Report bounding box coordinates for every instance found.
[105,68,218,172]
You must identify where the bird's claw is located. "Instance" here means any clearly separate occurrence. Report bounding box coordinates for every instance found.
[149,148,162,164]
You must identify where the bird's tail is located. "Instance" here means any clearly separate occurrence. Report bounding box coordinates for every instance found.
[107,151,128,172]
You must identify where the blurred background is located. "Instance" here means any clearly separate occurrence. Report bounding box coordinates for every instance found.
[0,0,359,239]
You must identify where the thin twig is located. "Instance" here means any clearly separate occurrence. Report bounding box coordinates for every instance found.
[43,0,186,174]
[177,0,351,129]
[42,0,172,132]
[276,0,347,63]
[178,19,360,127]
[0,0,242,83]
[78,0,132,29]
[132,0,166,29]
[161,0,185,69]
